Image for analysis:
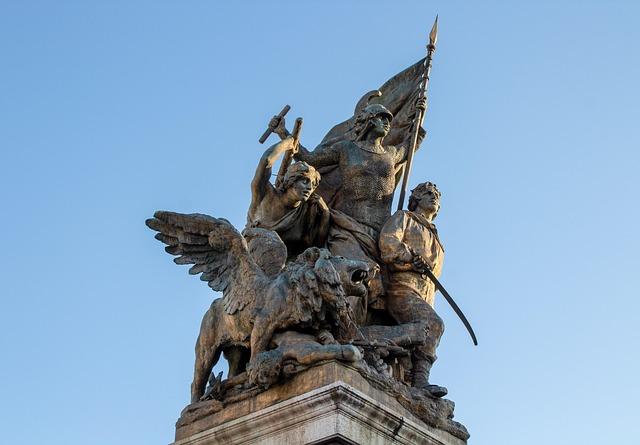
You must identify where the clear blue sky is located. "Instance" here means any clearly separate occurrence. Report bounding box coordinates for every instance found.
[1,1,639,444]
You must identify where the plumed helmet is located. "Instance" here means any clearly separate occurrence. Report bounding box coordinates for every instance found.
[356,104,393,121]
[353,104,393,139]
[360,103,393,121]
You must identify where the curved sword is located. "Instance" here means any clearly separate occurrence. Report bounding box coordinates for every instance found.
[420,265,478,346]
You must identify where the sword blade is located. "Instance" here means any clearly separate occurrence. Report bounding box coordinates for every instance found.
[422,267,478,346]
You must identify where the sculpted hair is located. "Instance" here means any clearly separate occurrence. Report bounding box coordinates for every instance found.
[279,161,321,192]
[287,247,345,315]
[408,182,441,218]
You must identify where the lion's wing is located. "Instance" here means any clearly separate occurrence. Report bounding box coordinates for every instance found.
[146,211,264,314]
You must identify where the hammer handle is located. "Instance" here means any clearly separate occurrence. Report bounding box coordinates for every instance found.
[290,117,303,150]
[259,104,291,143]
[275,117,303,189]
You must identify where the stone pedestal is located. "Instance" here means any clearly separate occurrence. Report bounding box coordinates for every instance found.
[173,361,466,445]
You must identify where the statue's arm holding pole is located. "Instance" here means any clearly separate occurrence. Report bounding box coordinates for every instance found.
[249,137,297,215]
[399,98,427,162]
[259,104,290,144]
[274,118,303,190]
[272,116,340,168]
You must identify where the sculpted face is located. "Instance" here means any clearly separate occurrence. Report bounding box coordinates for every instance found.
[368,113,391,138]
[355,104,393,142]
[281,161,320,206]
[416,188,440,217]
[288,174,315,203]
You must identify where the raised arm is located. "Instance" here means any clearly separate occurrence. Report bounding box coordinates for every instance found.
[395,97,428,165]
[249,138,296,214]
[294,140,341,168]
[273,115,340,168]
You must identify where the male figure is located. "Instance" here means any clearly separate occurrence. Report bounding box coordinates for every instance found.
[378,182,446,397]
[247,137,329,258]
[274,101,425,317]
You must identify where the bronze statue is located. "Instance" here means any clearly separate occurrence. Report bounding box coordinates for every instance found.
[276,101,425,233]
[379,182,446,397]
[271,100,425,318]
[145,28,474,440]
[246,331,363,390]
[247,137,329,258]
[145,211,368,402]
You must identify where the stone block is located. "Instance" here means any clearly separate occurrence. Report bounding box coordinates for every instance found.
[173,361,466,445]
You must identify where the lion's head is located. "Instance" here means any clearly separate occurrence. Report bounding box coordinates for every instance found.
[327,255,370,299]
[285,248,369,341]
[290,247,369,306]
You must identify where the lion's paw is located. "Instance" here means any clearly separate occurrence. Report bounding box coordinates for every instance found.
[246,350,282,388]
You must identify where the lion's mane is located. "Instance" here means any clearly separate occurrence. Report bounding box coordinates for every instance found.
[279,248,348,328]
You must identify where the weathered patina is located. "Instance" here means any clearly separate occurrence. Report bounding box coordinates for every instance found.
[146,19,473,443]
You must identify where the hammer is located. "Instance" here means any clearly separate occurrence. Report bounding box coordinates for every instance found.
[259,104,291,144]
[274,117,303,190]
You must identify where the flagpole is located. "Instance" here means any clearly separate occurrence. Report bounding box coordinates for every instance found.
[397,16,438,211]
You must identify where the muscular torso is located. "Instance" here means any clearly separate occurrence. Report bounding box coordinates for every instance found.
[333,141,402,232]
[248,187,289,228]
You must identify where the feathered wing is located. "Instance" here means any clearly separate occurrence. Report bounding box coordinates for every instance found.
[241,227,287,277]
[314,59,427,204]
[146,211,265,314]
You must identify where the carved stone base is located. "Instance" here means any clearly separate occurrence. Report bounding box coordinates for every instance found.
[173,361,467,445]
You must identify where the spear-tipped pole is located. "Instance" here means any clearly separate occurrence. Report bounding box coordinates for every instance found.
[397,16,438,211]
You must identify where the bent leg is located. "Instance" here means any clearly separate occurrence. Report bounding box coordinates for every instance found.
[386,288,445,393]
[386,289,444,360]
[191,301,223,403]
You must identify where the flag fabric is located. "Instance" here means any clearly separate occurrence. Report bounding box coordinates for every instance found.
[313,58,427,205]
